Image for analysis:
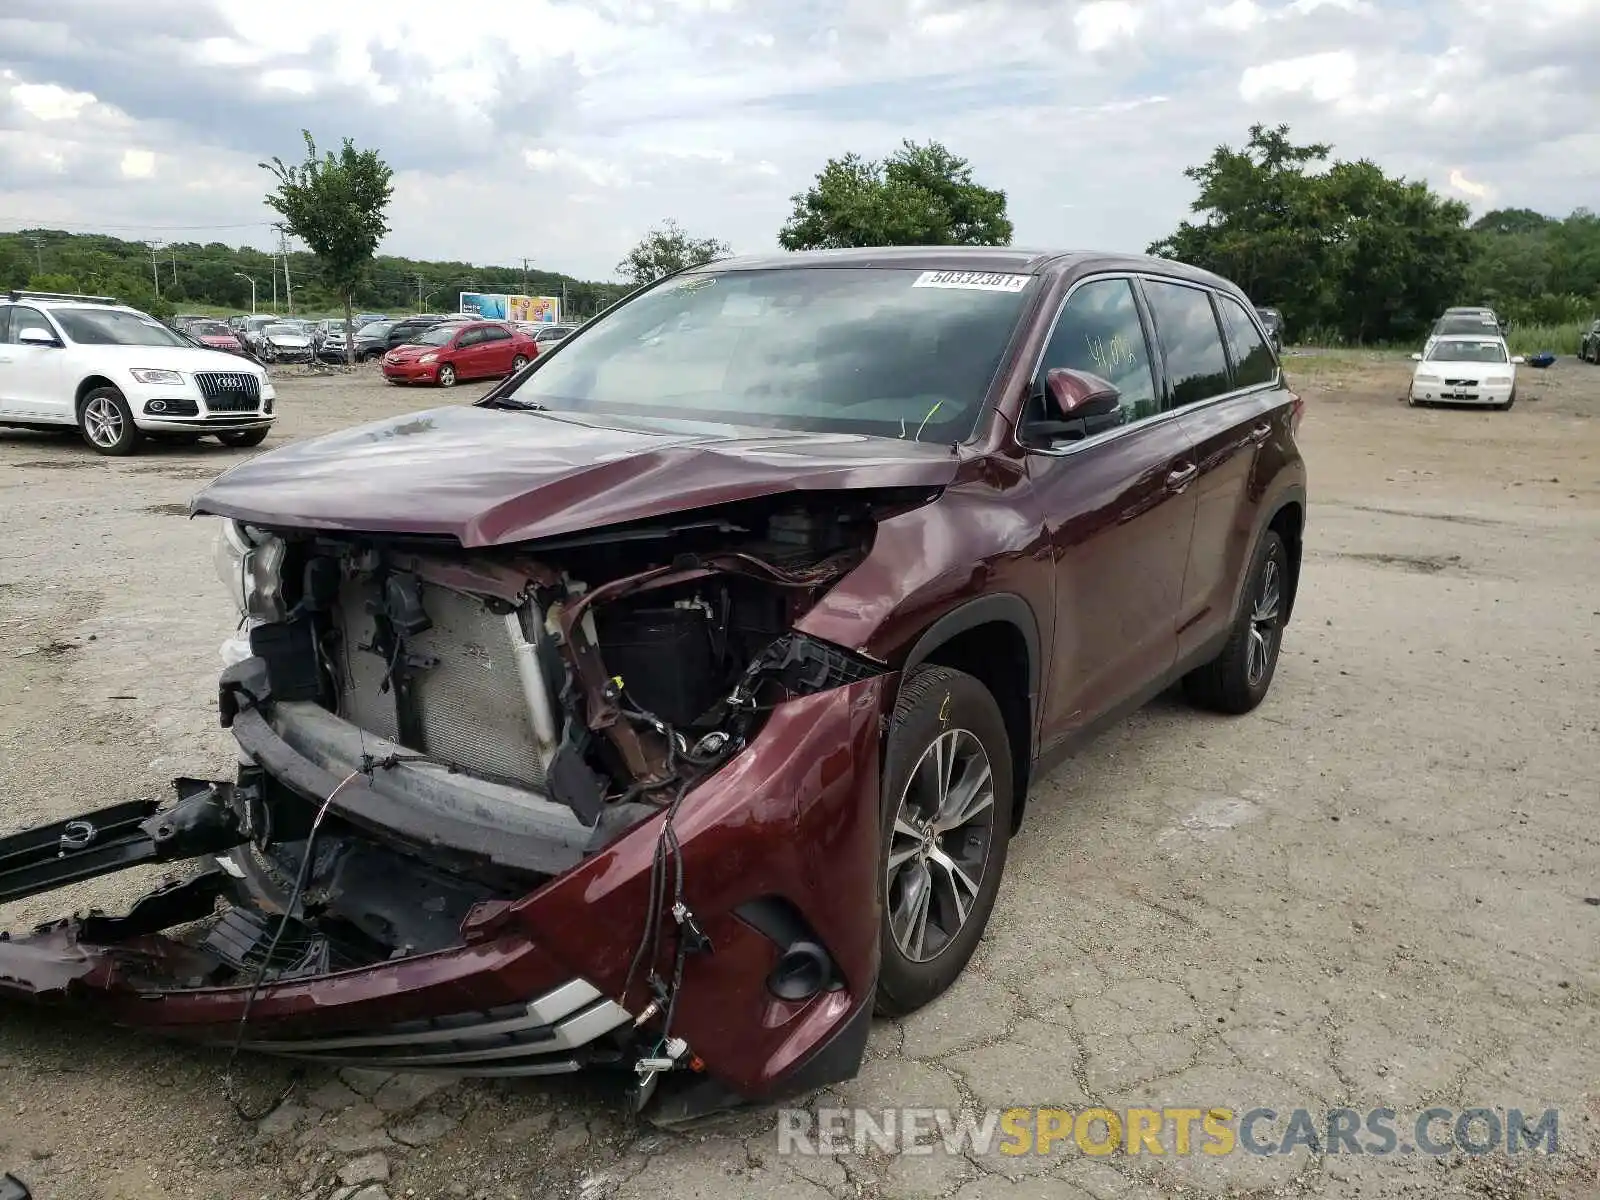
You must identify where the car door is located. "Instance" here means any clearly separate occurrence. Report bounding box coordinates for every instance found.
[0,306,72,420]
[1022,275,1199,742]
[488,325,520,374]
[1143,280,1295,663]
[450,327,485,377]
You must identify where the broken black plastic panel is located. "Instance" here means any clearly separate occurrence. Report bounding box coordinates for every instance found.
[0,780,243,904]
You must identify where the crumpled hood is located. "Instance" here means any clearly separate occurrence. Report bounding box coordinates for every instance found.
[191,404,961,546]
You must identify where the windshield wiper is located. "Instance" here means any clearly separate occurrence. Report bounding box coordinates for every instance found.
[485,396,546,411]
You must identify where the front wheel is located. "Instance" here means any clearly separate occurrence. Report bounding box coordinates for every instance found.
[79,387,143,456]
[437,364,457,387]
[1500,389,1516,411]
[875,666,1014,1017]
[1183,530,1288,714]
[217,427,269,448]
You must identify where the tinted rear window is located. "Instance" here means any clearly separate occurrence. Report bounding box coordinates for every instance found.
[1143,280,1230,407]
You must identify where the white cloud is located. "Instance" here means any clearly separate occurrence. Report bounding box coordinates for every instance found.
[1239,51,1359,106]
[1074,2,1143,52]
[1204,0,1264,30]
[119,148,155,178]
[11,81,96,121]
[523,147,630,188]
[1448,168,1489,200]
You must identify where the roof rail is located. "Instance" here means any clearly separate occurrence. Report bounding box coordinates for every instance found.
[6,289,121,305]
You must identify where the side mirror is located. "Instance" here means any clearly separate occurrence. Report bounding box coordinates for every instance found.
[1046,368,1121,419]
[1511,355,1525,364]
[1410,352,1422,361]
[1026,368,1123,445]
[18,327,60,347]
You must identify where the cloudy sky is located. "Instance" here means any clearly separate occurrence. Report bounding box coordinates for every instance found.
[1,0,1597,282]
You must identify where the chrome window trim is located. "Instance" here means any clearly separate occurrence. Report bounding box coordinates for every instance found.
[1017,270,1281,460]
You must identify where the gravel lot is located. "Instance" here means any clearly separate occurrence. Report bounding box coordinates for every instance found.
[1,357,1597,1200]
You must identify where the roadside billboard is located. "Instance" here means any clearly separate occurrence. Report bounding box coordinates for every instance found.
[509,294,560,324]
[460,293,561,323]
[459,292,508,319]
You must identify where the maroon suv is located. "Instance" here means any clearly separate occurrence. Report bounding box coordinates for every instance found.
[0,248,1304,1120]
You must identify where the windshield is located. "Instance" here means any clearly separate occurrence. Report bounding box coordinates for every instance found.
[53,308,190,347]
[1433,316,1497,337]
[191,321,232,337]
[358,321,394,337]
[263,324,301,336]
[1427,340,1508,364]
[414,327,455,347]
[503,266,1032,440]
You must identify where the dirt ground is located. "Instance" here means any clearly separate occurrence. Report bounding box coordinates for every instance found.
[1,355,1596,1200]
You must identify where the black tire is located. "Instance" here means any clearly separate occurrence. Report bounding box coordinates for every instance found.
[1183,530,1288,715]
[78,386,143,456]
[511,355,529,372]
[217,427,269,448]
[1500,389,1516,411]
[1405,385,1419,407]
[875,665,1014,1017]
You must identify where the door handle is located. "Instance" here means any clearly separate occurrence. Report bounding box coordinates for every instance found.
[1248,422,1272,444]
[1166,463,1198,491]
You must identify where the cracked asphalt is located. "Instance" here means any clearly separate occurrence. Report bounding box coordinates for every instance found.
[1,354,1597,1200]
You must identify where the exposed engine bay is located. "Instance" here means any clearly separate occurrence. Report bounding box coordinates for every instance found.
[225,490,904,830]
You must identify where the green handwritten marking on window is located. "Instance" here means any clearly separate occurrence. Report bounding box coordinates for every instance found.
[1085,333,1136,377]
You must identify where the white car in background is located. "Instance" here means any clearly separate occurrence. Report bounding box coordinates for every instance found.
[1409,335,1524,410]
[0,290,276,455]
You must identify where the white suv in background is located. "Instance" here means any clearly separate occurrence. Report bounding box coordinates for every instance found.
[0,290,276,456]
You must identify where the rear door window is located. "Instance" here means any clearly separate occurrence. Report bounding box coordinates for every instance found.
[1142,280,1231,408]
[1217,295,1278,388]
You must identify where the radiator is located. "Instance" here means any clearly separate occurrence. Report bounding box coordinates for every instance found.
[335,579,549,791]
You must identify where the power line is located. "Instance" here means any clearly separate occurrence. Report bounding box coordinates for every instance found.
[0,218,275,232]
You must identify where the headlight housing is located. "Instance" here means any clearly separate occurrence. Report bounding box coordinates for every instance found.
[213,519,287,622]
[130,368,184,385]
[420,352,438,363]
[1414,373,1440,384]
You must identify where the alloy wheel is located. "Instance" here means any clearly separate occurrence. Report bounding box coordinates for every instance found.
[83,396,124,448]
[885,728,996,963]
[1246,556,1283,687]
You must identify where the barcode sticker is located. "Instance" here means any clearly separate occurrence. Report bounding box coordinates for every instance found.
[912,270,1032,292]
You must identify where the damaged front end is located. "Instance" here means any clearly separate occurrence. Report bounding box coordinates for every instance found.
[0,492,922,1118]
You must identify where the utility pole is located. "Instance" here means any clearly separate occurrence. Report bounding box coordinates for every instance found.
[275,225,295,316]
[521,257,531,295]
[171,245,179,289]
[146,240,162,299]
[233,272,257,315]
[416,274,425,313]
[27,235,44,275]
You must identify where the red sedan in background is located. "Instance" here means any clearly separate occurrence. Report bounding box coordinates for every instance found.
[382,320,537,386]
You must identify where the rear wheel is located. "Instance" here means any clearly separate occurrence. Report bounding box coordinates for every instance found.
[875,666,1013,1017]
[217,427,269,448]
[79,387,143,456]
[511,355,529,372]
[1183,530,1287,715]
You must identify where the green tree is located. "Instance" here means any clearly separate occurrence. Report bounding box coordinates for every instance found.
[262,131,394,362]
[24,272,82,294]
[615,220,731,287]
[779,140,1012,250]
[1148,124,1473,343]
